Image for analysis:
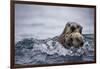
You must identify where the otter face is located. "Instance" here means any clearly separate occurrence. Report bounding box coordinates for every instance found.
[65,32,84,48]
[67,22,83,34]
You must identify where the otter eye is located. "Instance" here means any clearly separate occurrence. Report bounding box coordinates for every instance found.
[77,25,80,28]
[66,23,70,27]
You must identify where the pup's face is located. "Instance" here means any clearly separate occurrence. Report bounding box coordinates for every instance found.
[65,32,84,48]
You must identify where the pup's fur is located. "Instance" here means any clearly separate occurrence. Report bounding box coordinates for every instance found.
[58,22,84,48]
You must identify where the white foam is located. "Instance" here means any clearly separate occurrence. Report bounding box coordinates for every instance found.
[32,40,86,56]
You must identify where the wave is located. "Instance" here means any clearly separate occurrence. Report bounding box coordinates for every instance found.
[15,34,94,65]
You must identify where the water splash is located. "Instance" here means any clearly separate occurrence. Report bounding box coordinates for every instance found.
[15,34,94,65]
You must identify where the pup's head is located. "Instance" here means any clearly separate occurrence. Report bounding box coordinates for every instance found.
[65,32,84,48]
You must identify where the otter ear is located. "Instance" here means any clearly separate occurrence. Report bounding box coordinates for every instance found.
[66,22,70,27]
[80,26,83,34]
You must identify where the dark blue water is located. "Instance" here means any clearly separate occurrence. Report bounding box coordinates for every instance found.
[15,34,95,65]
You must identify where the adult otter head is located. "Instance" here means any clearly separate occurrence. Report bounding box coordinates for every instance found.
[58,22,84,48]
[62,22,83,34]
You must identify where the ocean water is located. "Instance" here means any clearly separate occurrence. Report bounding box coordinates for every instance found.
[15,34,95,65]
